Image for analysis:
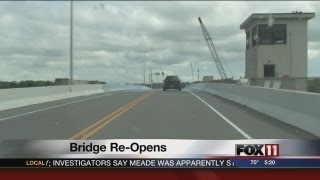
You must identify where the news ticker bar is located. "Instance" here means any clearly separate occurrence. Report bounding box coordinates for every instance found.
[1,158,320,168]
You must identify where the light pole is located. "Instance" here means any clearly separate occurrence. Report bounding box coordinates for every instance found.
[143,48,153,85]
[143,55,145,85]
[149,61,153,88]
[69,0,73,85]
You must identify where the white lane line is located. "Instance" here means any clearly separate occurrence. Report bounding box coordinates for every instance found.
[0,91,132,121]
[185,89,252,139]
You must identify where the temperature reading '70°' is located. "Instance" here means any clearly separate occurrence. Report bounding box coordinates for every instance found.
[250,160,259,165]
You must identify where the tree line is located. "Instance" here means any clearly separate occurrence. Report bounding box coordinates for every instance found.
[0,80,106,89]
[0,80,55,89]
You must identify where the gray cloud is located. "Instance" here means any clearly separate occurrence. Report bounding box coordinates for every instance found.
[0,1,319,83]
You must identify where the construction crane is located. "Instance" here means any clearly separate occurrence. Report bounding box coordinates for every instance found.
[198,17,228,79]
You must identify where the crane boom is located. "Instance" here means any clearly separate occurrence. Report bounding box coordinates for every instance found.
[198,17,228,79]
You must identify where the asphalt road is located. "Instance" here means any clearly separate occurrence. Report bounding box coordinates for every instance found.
[0,89,317,140]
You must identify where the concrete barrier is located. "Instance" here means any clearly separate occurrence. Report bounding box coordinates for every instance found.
[71,84,105,96]
[0,84,149,111]
[189,83,320,137]
[103,84,150,92]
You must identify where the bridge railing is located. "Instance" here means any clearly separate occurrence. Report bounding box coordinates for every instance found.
[0,84,149,111]
[189,83,320,137]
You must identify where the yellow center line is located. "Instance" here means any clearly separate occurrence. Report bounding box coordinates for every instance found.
[69,91,154,140]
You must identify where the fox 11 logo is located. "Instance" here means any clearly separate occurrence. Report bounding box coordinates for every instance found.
[235,144,279,157]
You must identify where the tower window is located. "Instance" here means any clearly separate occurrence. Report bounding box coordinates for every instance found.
[272,24,287,44]
[252,25,258,46]
[246,31,250,49]
[257,24,286,45]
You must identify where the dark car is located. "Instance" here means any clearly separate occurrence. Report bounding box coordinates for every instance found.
[163,75,181,91]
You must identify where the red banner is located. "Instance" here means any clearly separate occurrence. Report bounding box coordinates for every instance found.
[1,169,320,180]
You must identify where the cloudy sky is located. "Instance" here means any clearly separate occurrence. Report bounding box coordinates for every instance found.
[0,1,319,83]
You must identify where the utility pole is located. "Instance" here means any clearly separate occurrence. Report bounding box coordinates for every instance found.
[150,61,153,88]
[289,32,292,77]
[143,53,146,85]
[197,68,199,82]
[69,0,73,85]
[191,63,194,82]
[197,24,200,82]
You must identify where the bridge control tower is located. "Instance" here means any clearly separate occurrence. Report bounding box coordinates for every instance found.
[240,12,315,91]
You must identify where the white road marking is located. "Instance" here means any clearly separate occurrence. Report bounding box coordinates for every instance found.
[185,89,252,139]
[0,91,133,121]
[157,93,189,96]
